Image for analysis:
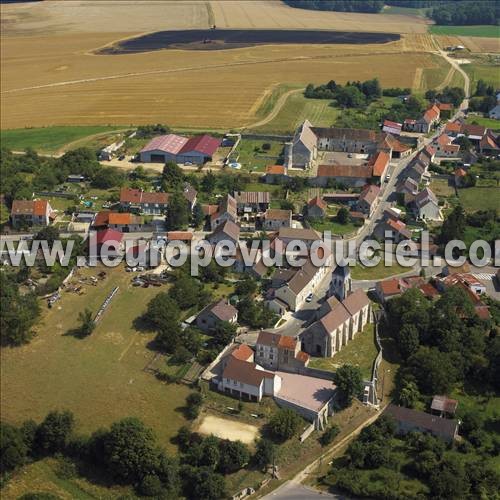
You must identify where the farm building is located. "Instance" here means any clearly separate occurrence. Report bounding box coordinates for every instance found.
[139,133,221,164]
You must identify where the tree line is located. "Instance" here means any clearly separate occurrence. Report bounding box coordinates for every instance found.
[305,78,382,107]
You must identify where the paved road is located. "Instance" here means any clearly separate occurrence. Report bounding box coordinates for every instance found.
[262,482,343,499]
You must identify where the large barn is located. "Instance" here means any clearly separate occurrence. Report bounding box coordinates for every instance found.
[139,133,221,164]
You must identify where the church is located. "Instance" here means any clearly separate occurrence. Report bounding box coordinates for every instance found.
[300,265,373,357]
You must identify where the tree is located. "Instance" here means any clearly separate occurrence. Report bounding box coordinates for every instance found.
[201,171,216,194]
[336,207,349,225]
[35,410,75,455]
[162,162,184,190]
[397,324,420,360]
[218,440,250,473]
[182,466,226,500]
[320,425,340,446]
[35,225,60,246]
[77,308,95,337]
[91,167,124,189]
[235,276,258,297]
[429,455,470,499]
[169,274,204,309]
[192,203,205,228]
[269,408,302,441]
[0,422,29,474]
[102,417,160,483]
[145,292,180,331]
[212,321,237,349]
[253,438,275,469]
[166,191,190,230]
[408,347,458,394]
[333,365,363,407]
[336,85,366,108]
[155,323,182,354]
[185,392,203,420]
[0,273,40,346]
[397,380,420,409]
[438,205,465,245]
[138,474,164,497]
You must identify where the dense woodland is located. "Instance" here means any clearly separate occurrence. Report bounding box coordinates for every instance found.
[323,286,500,499]
[285,0,500,25]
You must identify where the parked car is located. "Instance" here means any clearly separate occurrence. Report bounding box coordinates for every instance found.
[306,293,314,303]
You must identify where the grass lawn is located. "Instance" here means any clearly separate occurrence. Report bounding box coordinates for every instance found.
[429,25,500,38]
[429,178,455,198]
[309,217,359,236]
[1,457,131,500]
[253,92,341,134]
[0,126,127,154]
[308,324,377,379]
[466,116,500,132]
[0,265,192,453]
[457,186,500,212]
[462,57,500,91]
[351,259,413,281]
[231,138,284,172]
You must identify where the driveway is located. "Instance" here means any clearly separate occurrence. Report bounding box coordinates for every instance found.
[262,483,343,499]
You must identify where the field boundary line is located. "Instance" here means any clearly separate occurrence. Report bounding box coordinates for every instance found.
[2,50,430,95]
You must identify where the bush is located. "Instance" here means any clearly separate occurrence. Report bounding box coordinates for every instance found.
[320,425,340,446]
[268,408,302,441]
[54,455,78,480]
[186,392,203,420]
[138,474,164,497]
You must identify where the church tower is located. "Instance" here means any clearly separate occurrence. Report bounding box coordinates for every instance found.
[329,264,352,301]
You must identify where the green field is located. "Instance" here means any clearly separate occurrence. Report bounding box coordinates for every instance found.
[466,116,500,131]
[0,126,127,154]
[429,25,500,37]
[253,92,341,134]
[2,457,130,500]
[351,260,413,281]
[458,186,500,212]
[0,266,192,452]
[308,324,377,379]
[463,57,500,90]
[232,138,285,172]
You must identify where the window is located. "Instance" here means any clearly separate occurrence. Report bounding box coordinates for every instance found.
[269,354,274,360]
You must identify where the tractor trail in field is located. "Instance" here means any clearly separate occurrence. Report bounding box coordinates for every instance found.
[1,49,428,95]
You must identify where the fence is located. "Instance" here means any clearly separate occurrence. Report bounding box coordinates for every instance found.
[94,286,119,323]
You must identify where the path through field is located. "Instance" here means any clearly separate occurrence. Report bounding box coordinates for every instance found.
[242,87,303,129]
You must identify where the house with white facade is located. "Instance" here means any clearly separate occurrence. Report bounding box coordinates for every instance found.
[413,188,441,221]
[196,299,238,332]
[10,199,54,228]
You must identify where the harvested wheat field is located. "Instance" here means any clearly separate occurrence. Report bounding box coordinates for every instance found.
[460,36,500,54]
[1,1,444,130]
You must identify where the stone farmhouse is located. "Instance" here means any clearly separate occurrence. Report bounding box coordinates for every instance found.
[210,193,238,230]
[120,188,169,215]
[301,288,372,357]
[263,209,292,230]
[306,195,327,218]
[212,340,336,430]
[403,104,440,134]
[10,199,54,228]
[93,211,145,232]
[196,298,238,332]
[385,404,459,443]
[313,164,373,188]
[283,119,318,169]
[413,187,441,221]
[254,331,310,372]
[234,191,271,214]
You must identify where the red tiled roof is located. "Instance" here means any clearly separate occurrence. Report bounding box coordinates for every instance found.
[202,204,218,216]
[265,209,291,221]
[418,283,439,298]
[222,358,275,387]
[108,212,131,225]
[317,164,372,178]
[94,210,111,226]
[370,150,390,177]
[167,231,193,241]
[95,228,123,245]
[423,104,440,123]
[454,168,467,177]
[378,278,401,297]
[437,103,453,111]
[308,195,327,210]
[230,344,254,361]
[445,121,462,134]
[266,165,286,175]
[359,184,380,205]
[179,134,221,156]
[120,188,169,205]
[436,134,451,146]
[296,351,309,363]
[33,199,49,216]
[278,335,297,350]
